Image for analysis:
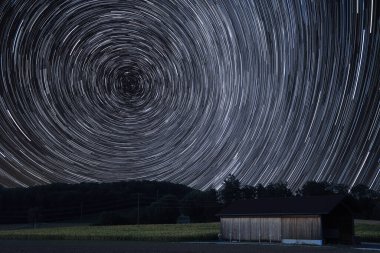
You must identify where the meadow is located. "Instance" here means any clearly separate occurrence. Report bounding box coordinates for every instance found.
[354,219,380,242]
[0,223,219,241]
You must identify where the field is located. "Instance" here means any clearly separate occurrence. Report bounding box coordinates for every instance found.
[355,219,380,242]
[0,220,379,242]
[0,223,219,241]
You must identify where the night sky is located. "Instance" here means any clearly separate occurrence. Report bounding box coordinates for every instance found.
[0,0,379,190]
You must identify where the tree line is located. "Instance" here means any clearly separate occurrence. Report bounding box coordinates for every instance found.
[0,176,379,226]
[0,180,220,225]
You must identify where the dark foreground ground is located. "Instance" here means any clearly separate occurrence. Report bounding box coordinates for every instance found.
[0,240,379,253]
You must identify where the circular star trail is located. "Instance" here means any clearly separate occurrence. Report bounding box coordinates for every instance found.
[0,0,379,190]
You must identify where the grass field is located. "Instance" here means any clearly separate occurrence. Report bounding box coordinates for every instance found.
[355,220,380,242]
[0,223,219,241]
[0,220,378,242]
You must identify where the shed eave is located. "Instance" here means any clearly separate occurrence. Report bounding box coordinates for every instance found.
[217,213,327,217]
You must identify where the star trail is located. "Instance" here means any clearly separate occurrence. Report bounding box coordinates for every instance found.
[0,0,379,190]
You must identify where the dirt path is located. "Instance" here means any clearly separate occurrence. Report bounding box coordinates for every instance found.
[0,240,378,253]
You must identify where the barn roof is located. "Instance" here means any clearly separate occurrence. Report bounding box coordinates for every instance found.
[217,195,347,216]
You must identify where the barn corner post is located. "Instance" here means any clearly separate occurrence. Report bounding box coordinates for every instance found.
[238,218,241,242]
[320,215,324,245]
[269,221,271,244]
[258,219,261,243]
[351,216,355,244]
[229,218,232,242]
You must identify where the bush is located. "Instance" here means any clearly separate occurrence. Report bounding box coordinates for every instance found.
[97,211,126,225]
[147,195,179,224]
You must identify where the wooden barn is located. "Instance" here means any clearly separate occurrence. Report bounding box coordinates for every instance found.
[217,195,353,245]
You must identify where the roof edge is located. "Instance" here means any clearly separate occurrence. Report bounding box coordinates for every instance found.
[216,213,326,217]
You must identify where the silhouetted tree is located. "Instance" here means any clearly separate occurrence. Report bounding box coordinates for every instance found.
[349,184,378,219]
[298,181,333,196]
[202,188,222,221]
[148,194,180,224]
[328,183,349,195]
[220,174,241,205]
[180,189,221,222]
[180,190,205,222]
[372,201,380,220]
[264,182,293,198]
[255,183,266,199]
[351,184,378,199]
[241,185,255,199]
[98,211,126,225]
[27,207,42,228]
[0,180,193,224]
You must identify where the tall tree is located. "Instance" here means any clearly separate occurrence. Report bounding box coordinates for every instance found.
[241,185,255,199]
[255,184,266,199]
[264,182,293,198]
[328,183,349,195]
[220,174,241,205]
[298,181,333,196]
[180,189,221,222]
[351,184,378,199]
[349,184,378,219]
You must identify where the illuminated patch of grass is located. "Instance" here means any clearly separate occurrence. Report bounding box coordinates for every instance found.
[355,221,380,242]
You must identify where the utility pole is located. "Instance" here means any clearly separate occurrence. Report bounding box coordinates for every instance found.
[80,201,83,222]
[137,193,140,225]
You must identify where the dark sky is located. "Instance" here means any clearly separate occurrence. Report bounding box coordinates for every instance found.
[0,0,379,190]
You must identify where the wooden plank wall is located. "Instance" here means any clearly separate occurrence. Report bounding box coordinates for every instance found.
[232,218,239,240]
[240,218,251,241]
[250,217,260,241]
[281,216,321,240]
[268,218,281,241]
[220,216,321,241]
[260,218,270,240]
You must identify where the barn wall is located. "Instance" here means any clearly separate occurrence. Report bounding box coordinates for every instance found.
[281,216,321,240]
[250,217,260,241]
[261,217,281,241]
[220,216,322,242]
[240,218,251,241]
[322,204,354,244]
